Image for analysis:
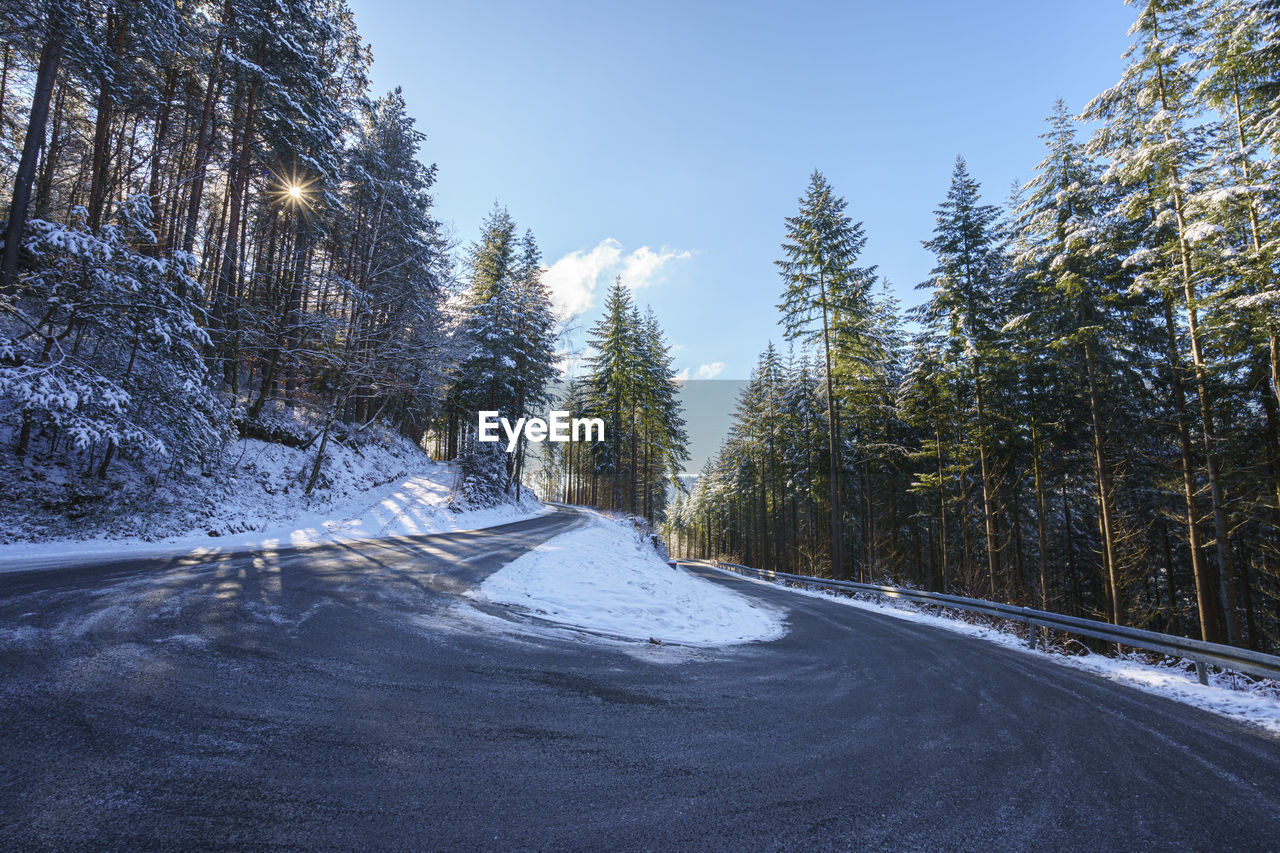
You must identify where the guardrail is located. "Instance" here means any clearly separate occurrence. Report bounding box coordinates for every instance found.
[677,559,1280,686]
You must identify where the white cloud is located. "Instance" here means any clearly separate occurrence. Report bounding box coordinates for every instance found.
[675,362,725,381]
[542,238,692,319]
[621,246,693,289]
[542,238,622,319]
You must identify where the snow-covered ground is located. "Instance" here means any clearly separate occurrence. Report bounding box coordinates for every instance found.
[716,568,1280,736]
[470,512,786,647]
[0,433,547,573]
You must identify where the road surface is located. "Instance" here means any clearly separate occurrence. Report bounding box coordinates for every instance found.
[1,506,1278,851]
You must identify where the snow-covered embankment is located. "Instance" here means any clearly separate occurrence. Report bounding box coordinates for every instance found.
[0,433,547,572]
[471,512,786,646]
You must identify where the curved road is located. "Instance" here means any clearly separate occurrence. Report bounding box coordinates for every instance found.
[1,507,1278,851]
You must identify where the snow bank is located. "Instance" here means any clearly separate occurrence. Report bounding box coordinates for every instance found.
[0,435,547,573]
[721,570,1280,736]
[471,513,786,646]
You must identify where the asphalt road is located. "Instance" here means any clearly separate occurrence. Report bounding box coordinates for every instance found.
[2,507,1279,851]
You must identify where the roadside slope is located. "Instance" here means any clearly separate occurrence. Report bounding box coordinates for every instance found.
[0,436,546,573]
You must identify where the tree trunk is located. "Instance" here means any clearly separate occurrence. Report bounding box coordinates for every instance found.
[0,44,10,125]
[87,7,127,233]
[181,4,228,254]
[1084,341,1122,624]
[1,27,63,293]
[1162,298,1223,643]
[1031,422,1050,610]
[935,420,948,590]
[33,82,65,219]
[1160,516,1179,635]
[816,269,844,578]
[1170,202,1242,646]
[214,70,260,383]
[145,69,178,244]
[972,362,1000,597]
[1063,488,1082,617]
[1154,33,1241,646]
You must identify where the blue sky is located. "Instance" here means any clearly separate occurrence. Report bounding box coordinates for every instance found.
[349,0,1137,380]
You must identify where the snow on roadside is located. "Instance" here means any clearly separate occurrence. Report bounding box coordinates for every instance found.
[716,568,1280,736]
[0,435,547,573]
[470,513,786,647]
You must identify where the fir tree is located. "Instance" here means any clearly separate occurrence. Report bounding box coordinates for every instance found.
[777,170,877,578]
[916,156,1009,598]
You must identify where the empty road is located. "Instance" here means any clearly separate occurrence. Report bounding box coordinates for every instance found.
[1,507,1278,851]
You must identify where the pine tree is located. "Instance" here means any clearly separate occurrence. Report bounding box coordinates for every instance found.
[0,195,227,473]
[916,156,1009,598]
[777,170,877,578]
[1012,102,1140,623]
[1,0,101,291]
[636,307,688,522]
[584,277,641,511]
[575,278,686,521]
[447,207,557,501]
[1087,0,1243,642]
[507,229,558,498]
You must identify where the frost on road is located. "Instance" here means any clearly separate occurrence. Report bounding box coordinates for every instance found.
[471,513,787,646]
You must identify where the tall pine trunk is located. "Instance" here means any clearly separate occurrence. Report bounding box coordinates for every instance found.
[213,69,260,384]
[1154,38,1242,647]
[972,359,1001,598]
[87,7,128,233]
[181,5,228,255]
[1,25,63,294]
[1031,422,1050,610]
[935,420,949,590]
[1084,340,1122,624]
[817,268,844,579]
[1162,298,1224,643]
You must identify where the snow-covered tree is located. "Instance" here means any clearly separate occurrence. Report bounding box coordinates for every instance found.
[915,156,1009,597]
[777,170,878,578]
[446,207,558,500]
[1087,0,1245,643]
[0,196,227,475]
